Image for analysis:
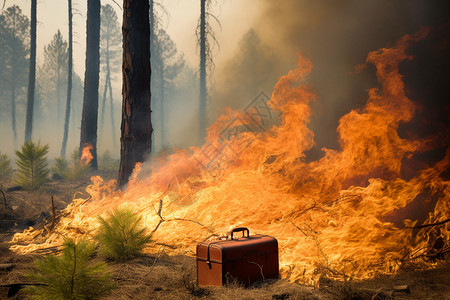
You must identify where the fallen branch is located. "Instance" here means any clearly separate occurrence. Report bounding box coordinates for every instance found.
[154,242,176,250]
[404,218,450,229]
[30,246,61,255]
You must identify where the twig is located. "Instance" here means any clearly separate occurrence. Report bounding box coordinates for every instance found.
[109,0,122,10]
[289,219,308,237]
[248,261,265,281]
[154,242,176,249]
[404,218,450,229]
[30,246,61,254]
[151,198,205,234]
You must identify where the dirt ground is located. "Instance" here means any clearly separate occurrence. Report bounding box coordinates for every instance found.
[0,172,449,300]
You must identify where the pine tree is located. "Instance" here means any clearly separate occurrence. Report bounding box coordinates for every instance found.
[42,30,68,126]
[14,140,49,190]
[0,152,12,178]
[24,239,116,299]
[152,28,184,150]
[96,206,151,261]
[51,157,69,179]
[0,5,30,146]
[99,4,121,147]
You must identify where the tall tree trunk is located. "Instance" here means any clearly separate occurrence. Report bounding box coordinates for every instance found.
[199,0,207,142]
[80,0,100,169]
[100,68,109,137]
[57,67,61,125]
[11,9,17,147]
[107,71,116,147]
[11,86,17,147]
[25,0,37,142]
[159,64,165,147]
[149,0,156,153]
[118,0,152,188]
[61,0,73,158]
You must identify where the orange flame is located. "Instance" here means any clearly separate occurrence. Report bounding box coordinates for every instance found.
[11,28,449,285]
[81,143,94,165]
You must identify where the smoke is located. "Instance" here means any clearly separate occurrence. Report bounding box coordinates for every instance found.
[213,0,450,156]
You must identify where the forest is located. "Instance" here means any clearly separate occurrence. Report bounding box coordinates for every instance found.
[0,0,450,299]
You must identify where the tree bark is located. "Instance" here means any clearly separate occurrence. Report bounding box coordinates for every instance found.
[25,0,37,142]
[61,0,73,158]
[149,0,155,153]
[199,0,207,142]
[80,0,100,169]
[118,0,152,188]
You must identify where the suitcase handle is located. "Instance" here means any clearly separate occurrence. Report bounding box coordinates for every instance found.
[231,227,250,239]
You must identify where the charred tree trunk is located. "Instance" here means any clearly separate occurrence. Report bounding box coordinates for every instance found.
[199,0,207,142]
[80,0,100,169]
[61,0,73,158]
[118,0,152,188]
[25,0,37,142]
[149,0,155,153]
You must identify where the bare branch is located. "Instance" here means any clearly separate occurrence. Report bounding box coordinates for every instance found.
[150,198,205,235]
[109,0,122,11]
[404,218,450,229]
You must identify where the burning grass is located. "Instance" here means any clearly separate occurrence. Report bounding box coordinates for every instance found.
[8,28,450,288]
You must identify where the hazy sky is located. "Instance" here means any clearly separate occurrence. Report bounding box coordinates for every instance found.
[5,0,259,77]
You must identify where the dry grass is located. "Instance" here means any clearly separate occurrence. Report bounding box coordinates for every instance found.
[1,171,450,299]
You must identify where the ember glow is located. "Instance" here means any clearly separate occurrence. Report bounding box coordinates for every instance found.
[11,29,449,285]
[81,143,94,165]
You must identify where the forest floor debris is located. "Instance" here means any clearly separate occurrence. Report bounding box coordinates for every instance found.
[0,172,449,299]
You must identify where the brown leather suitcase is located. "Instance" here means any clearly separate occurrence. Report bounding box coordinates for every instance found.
[196,227,279,286]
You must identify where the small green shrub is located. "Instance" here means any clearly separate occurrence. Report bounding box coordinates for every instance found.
[98,150,119,171]
[0,152,12,177]
[96,206,152,261]
[24,239,116,299]
[14,141,49,190]
[51,149,90,180]
[51,157,70,179]
[67,148,89,179]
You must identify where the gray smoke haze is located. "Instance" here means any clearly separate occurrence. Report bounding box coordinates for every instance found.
[213,0,450,153]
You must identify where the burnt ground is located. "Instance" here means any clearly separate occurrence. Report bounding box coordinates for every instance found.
[0,172,449,300]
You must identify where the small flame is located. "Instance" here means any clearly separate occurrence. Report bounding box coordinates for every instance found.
[81,143,94,165]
